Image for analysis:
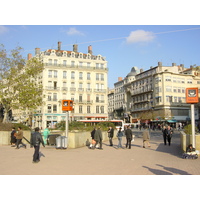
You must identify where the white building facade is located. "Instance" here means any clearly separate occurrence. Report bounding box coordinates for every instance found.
[31,42,108,128]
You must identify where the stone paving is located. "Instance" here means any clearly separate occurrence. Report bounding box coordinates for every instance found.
[0,130,200,175]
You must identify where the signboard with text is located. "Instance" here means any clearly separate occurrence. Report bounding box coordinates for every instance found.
[186,88,199,104]
[62,100,73,111]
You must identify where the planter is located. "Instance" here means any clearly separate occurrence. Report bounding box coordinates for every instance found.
[180,131,200,152]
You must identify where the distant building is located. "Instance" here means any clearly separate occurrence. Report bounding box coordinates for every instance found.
[111,62,200,124]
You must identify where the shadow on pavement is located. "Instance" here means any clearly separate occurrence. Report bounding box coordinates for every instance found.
[143,166,173,175]
[156,164,191,175]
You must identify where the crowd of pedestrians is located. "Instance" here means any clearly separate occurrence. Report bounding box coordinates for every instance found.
[88,123,176,150]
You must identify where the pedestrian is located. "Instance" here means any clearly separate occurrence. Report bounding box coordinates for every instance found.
[166,125,173,146]
[42,127,50,145]
[142,125,151,148]
[15,127,26,149]
[89,127,96,149]
[10,127,17,147]
[116,127,124,149]
[107,126,114,146]
[94,126,103,150]
[125,125,132,149]
[162,125,167,145]
[30,127,45,163]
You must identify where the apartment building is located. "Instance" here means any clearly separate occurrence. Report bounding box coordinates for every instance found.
[112,67,138,121]
[111,62,200,124]
[28,42,108,128]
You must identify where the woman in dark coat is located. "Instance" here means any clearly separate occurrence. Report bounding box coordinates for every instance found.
[10,127,17,147]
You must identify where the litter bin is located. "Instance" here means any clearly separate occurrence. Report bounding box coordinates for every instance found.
[56,136,67,149]
[47,134,61,146]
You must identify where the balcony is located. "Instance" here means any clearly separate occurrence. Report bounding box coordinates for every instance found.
[94,89,106,93]
[45,86,60,91]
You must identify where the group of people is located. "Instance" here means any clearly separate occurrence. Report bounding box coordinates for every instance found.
[10,127,27,149]
[89,125,139,150]
[89,124,174,150]
[10,126,47,164]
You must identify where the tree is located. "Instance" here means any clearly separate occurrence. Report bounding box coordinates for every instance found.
[0,44,44,123]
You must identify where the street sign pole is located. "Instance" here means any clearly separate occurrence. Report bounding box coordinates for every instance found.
[65,111,69,147]
[191,104,196,148]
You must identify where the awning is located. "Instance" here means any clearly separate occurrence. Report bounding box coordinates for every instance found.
[167,120,177,123]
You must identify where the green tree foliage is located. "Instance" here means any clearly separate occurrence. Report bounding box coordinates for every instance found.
[184,124,199,135]
[0,44,44,123]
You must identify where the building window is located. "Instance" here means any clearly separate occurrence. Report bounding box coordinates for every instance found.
[54,60,57,66]
[173,87,177,93]
[71,71,75,79]
[53,105,57,112]
[165,76,171,81]
[87,106,90,113]
[63,60,67,66]
[96,106,99,113]
[87,73,90,80]
[100,106,104,113]
[47,104,51,113]
[79,72,83,80]
[187,79,192,84]
[101,74,104,81]
[96,63,99,69]
[79,62,83,67]
[48,59,52,65]
[79,94,83,102]
[87,63,90,68]
[63,71,67,79]
[166,86,172,92]
[48,70,52,78]
[96,73,99,81]
[96,95,99,102]
[71,61,75,67]
[79,106,82,113]
[47,93,52,101]
[54,71,58,78]
[53,93,57,101]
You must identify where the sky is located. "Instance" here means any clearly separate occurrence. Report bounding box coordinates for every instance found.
[0,25,200,88]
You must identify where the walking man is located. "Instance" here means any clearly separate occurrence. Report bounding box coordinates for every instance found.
[94,126,103,150]
[125,125,132,149]
[30,127,45,163]
[108,126,114,146]
[15,127,26,149]
[166,125,173,146]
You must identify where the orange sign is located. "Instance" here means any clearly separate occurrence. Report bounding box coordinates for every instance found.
[186,88,199,103]
[62,100,73,111]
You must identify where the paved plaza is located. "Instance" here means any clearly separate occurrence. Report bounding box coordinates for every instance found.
[0,130,200,175]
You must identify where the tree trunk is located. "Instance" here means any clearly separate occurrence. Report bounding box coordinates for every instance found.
[2,109,9,123]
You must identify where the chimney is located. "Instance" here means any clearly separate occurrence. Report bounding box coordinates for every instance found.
[88,45,92,54]
[58,41,61,51]
[140,69,143,73]
[27,53,32,60]
[35,48,40,55]
[158,62,162,67]
[180,64,184,70]
[73,44,78,52]
[172,63,176,66]
[118,77,123,81]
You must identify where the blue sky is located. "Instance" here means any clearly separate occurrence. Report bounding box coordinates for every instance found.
[1,25,200,88]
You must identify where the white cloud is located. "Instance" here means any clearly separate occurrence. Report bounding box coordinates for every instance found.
[66,27,85,36]
[126,30,155,44]
[0,25,9,35]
